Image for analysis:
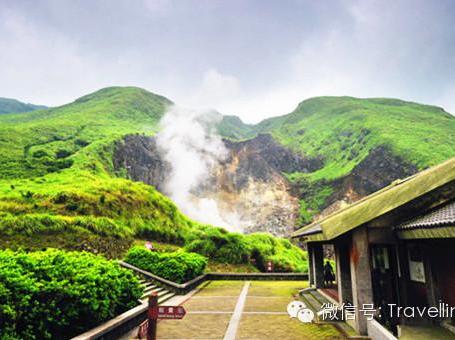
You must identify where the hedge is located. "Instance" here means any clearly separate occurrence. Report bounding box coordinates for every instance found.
[124,246,207,283]
[185,227,308,272]
[0,249,142,339]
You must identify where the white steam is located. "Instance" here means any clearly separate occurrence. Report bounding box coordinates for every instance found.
[156,105,242,231]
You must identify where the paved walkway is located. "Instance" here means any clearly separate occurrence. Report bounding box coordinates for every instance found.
[123,280,346,340]
[223,282,250,340]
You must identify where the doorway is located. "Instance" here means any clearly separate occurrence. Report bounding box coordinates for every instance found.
[371,245,400,332]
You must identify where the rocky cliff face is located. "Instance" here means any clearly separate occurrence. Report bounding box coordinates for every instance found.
[113,134,418,236]
[197,134,323,235]
[113,135,171,192]
[310,146,418,220]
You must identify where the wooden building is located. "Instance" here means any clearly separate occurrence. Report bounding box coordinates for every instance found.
[293,156,455,337]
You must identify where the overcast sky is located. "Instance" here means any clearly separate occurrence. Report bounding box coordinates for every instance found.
[1,0,454,122]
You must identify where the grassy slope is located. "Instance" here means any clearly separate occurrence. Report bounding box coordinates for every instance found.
[0,86,170,178]
[218,96,455,224]
[0,87,307,272]
[260,96,455,181]
[0,97,46,114]
[216,115,256,140]
[0,87,197,255]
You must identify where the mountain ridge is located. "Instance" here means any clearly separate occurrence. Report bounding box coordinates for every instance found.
[0,97,47,115]
[0,86,454,237]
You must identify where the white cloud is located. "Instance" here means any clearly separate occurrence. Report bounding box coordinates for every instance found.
[0,0,453,119]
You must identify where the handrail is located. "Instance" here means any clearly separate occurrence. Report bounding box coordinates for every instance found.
[120,261,309,291]
[118,261,207,294]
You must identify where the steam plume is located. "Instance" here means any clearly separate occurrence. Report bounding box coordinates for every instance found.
[156,105,242,231]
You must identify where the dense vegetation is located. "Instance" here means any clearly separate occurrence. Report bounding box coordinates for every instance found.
[185,227,308,272]
[0,248,142,339]
[0,97,46,115]
[125,247,207,283]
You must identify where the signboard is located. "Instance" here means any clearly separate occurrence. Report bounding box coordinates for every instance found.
[137,321,149,339]
[138,293,186,340]
[409,261,425,283]
[408,245,426,283]
[157,306,186,319]
[146,305,186,320]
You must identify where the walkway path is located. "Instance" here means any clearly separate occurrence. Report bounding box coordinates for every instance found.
[223,282,250,340]
[122,280,346,339]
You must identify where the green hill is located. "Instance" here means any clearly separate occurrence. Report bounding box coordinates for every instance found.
[254,96,455,179]
[0,97,46,114]
[0,86,170,178]
[0,87,188,255]
[0,87,453,269]
[217,96,455,224]
[0,87,307,272]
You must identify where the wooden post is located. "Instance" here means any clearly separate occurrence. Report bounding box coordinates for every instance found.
[147,292,158,340]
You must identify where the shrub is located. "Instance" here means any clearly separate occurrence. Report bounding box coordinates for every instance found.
[184,227,308,273]
[124,246,207,283]
[55,149,72,159]
[185,227,249,264]
[32,150,49,158]
[245,234,308,272]
[0,249,142,339]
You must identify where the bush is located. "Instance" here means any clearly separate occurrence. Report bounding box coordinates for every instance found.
[185,227,249,264]
[124,246,207,283]
[0,249,142,339]
[245,234,308,272]
[184,227,308,273]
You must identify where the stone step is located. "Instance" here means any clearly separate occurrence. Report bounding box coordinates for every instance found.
[158,292,175,304]
[301,289,344,323]
[143,286,163,295]
[141,287,169,300]
[141,283,157,290]
[302,291,323,312]
[309,290,327,305]
[140,291,176,304]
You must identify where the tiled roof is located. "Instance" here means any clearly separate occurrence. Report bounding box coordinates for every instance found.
[292,156,455,240]
[396,200,455,230]
[294,223,322,237]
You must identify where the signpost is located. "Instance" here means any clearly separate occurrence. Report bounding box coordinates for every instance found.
[266,261,273,272]
[137,292,186,340]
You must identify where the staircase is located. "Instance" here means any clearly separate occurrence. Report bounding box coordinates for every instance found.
[138,277,176,304]
[301,288,344,320]
[300,288,362,338]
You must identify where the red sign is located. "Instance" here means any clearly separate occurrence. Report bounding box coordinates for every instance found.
[137,320,148,339]
[157,305,186,319]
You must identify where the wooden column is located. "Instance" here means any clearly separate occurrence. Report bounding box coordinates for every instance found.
[336,242,352,303]
[312,243,324,288]
[307,243,315,286]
